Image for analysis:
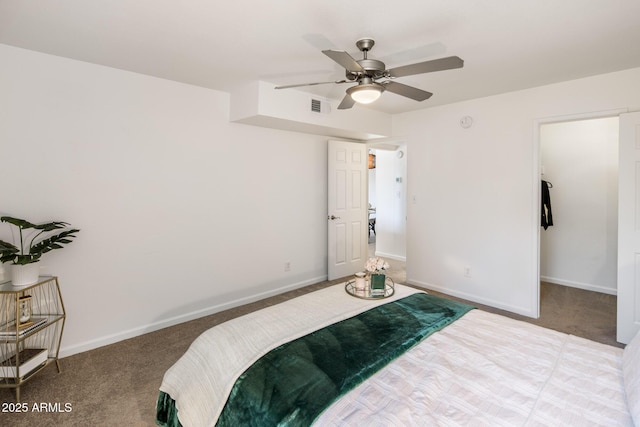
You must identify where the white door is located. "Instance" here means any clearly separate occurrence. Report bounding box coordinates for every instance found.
[328,140,368,280]
[617,111,640,344]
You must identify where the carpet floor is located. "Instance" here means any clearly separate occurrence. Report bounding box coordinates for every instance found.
[0,274,620,426]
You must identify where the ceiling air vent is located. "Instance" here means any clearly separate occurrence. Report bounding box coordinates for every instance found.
[310,98,331,114]
[311,98,322,113]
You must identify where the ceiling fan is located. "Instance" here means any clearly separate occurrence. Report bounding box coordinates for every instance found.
[275,38,463,109]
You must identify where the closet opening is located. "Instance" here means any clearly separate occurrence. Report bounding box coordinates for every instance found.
[537,115,619,341]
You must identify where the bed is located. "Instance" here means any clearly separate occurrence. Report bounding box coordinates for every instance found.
[156,283,640,426]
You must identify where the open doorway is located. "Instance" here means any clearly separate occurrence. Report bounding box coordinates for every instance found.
[367,145,407,284]
[537,116,619,341]
[539,116,619,294]
[368,149,377,251]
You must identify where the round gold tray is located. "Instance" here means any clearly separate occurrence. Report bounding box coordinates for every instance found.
[345,277,395,299]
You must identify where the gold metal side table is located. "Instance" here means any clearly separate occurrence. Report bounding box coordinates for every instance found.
[0,276,66,402]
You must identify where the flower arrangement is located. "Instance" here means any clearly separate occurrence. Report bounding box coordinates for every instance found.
[365,256,390,274]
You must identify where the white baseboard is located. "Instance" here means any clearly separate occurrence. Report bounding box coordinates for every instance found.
[59,275,327,358]
[540,276,617,295]
[373,251,406,262]
[406,277,536,318]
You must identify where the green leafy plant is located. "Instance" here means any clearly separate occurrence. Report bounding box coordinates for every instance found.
[0,216,80,265]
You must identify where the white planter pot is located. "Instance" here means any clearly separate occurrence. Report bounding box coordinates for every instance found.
[10,263,40,287]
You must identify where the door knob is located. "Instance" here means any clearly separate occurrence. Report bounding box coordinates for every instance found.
[328,215,340,220]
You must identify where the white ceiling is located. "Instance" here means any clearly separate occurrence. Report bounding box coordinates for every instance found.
[2,0,640,115]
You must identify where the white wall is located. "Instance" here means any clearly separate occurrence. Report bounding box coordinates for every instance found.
[374,147,407,261]
[395,67,640,317]
[540,117,619,294]
[0,44,329,356]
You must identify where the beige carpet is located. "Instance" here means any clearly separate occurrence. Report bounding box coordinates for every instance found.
[0,275,619,426]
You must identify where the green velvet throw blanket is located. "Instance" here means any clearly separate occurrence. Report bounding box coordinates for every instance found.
[156,293,473,427]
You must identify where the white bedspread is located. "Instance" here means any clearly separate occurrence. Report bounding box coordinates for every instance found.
[160,283,422,426]
[316,309,632,426]
[160,284,632,426]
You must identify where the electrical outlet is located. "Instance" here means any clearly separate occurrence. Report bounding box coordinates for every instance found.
[284,261,291,272]
[464,266,472,277]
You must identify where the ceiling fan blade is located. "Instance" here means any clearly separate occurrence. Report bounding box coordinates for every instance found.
[382,81,433,101]
[275,80,349,89]
[322,50,365,73]
[337,94,356,110]
[387,56,463,78]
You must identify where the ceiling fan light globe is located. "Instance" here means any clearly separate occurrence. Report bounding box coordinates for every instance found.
[348,84,383,104]
[351,89,381,104]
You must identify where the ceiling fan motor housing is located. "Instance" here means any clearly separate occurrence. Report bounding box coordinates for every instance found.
[358,59,386,76]
[355,39,386,78]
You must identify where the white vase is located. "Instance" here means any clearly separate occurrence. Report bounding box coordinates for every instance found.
[11,263,40,287]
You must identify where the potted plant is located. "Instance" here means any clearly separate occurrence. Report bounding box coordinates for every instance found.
[0,216,80,286]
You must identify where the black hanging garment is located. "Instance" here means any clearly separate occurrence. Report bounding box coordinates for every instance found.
[541,180,553,230]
